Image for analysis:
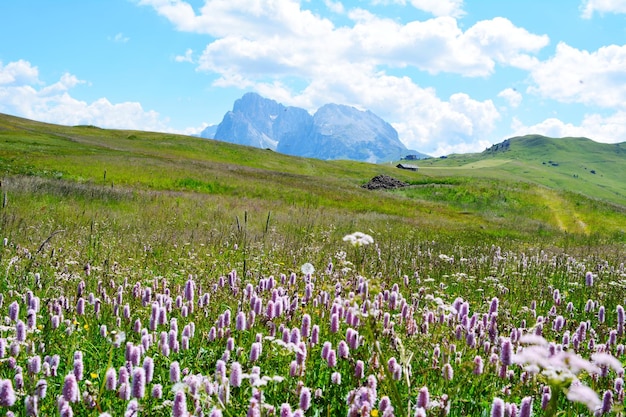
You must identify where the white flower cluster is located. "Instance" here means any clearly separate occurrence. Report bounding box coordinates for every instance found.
[342,232,374,247]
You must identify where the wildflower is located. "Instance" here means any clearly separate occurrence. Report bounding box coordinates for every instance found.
[63,373,80,403]
[250,342,262,362]
[16,320,26,342]
[131,367,146,398]
[500,338,512,366]
[442,363,454,381]
[566,381,601,413]
[338,341,349,358]
[355,360,365,379]
[143,356,154,383]
[301,263,315,275]
[28,355,41,375]
[417,386,429,409]
[490,397,504,417]
[301,314,311,338]
[330,313,340,333]
[414,407,426,417]
[172,390,188,417]
[585,271,594,286]
[331,371,341,384]
[230,362,243,387]
[105,368,117,390]
[236,311,246,331]
[151,384,163,399]
[280,403,292,417]
[0,379,16,406]
[8,301,19,322]
[519,396,532,417]
[170,361,181,383]
[327,349,337,368]
[598,306,606,323]
[35,379,47,398]
[300,387,311,411]
[343,232,374,247]
[600,390,612,415]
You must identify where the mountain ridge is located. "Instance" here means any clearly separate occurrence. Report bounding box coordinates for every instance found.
[201,93,428,163]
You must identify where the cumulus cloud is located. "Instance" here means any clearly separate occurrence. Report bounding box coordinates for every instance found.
[528,42,626,109]
[580,0,626,18]
[0,59,167,131]
[510,112,626,143]
[136,1,551,153]
[175,48,194,63]
[408,0,465,17]
[498,88,522,108]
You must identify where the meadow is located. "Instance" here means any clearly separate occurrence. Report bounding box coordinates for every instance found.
[0,114,625,416]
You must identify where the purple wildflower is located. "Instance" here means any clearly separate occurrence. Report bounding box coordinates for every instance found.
[152,384,163,399]
[170,361,181,383]
[63,373,80,403]
[105,368,117,390]
[236,311,246,331]
[230,361,242,387]
[491,397,504,417]
[585,271,594,286]
[330,313,340,333]
[143,356,154,383]
[8,301,19,322]
[327,349,337,368]
[417,386,429,409]
[132,367,146,398]
[355,360,365,379]
[331,371,341,384]
[0,379,16,406]
[442,363,454,381]
[519,396,532,417]
[338,341,349,358]
[172,390,188,417]
[299,387,311,411]
[500,338,512,366]
[250,342,261,362]
[280,403,292,417]
[15,320,26,342]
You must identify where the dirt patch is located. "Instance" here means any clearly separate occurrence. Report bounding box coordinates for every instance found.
[361,175,409,190]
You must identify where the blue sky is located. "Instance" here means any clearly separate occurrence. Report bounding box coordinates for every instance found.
[1,0,626,156]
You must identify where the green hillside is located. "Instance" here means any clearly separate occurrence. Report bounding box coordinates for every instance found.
[417,134,626,207]
[0,113,625,241]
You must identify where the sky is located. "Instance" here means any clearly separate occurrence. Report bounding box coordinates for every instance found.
[1,0,626,156]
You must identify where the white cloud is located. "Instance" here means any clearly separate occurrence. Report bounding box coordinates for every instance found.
[498,88,522,108]
[137,1,550,153]
[111,32,130,43]
[408,0,465,17]
[0,60,40,85]
[581,0,626,18]
[510,112,626,143]
[324,0,345,14]
[528,42,626,109]
[0,59,167,131]
[175,48,194,63]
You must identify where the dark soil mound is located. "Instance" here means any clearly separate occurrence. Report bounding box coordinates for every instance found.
[362,175,409,190]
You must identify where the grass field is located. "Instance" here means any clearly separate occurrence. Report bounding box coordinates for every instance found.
[0,113,624,416]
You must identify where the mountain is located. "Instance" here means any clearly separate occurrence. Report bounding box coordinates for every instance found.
[198,124,218,138]
[201,92,426,163]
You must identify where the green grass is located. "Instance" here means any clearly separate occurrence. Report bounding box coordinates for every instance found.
[417,135,626,207]
[0,114,624,416]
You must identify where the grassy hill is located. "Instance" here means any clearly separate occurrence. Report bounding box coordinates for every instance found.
[0,113,625,244]
[417,134,626,207]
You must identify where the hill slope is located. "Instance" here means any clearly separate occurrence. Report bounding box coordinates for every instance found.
[0,113,625,239]
[418,135,626,207]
